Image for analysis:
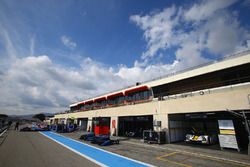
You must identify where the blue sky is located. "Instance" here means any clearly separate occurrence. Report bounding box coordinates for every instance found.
[0,0,249,115]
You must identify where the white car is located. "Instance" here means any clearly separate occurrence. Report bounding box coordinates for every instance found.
[185,128,217,145]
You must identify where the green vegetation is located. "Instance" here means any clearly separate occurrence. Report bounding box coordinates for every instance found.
[32,113,45,121]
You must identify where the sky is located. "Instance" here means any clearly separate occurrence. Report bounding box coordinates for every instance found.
[0,0,249,115]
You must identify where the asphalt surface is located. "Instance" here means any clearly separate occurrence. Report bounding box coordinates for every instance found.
[63,132,250,167]
[0,128,249,167]
[0,129,99,167]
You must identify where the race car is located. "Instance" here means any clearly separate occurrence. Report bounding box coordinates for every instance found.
[20,122,49,131]
[185,127,217,145]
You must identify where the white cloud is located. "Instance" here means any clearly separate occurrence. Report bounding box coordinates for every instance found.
[130,0,250,69]
[203,12,249,55]
[61,35,77,49]
[0,0,250,115]
[184,0,237,22]
[0,55,96,114]
[116,62,178,84]
[30,35,35,56]
[0,26,17,60]
[130,5,179,59]
[0,54,180,115]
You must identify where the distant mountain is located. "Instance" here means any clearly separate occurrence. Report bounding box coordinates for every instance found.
[0,114,8,118]
[42,113,55,117]
[10,112,55,119]
[9,114,34,119]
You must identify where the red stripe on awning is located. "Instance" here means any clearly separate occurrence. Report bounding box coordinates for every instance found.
[124,86,149,95]
[94,97,106,102]
[78,101,85,105]
[107,92,124,99]
[84,100,93,104]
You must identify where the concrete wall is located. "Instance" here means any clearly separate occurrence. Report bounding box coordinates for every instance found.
[161,84,250,114]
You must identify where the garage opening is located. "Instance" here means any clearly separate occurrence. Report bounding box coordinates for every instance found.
[77,118,88,131]
[118,115,153,138]
[92,117,111,135]
[168,111,249,152]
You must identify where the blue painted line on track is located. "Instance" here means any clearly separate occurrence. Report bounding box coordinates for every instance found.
[40,131,152,167]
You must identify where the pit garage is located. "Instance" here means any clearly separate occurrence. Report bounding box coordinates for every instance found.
[168,111,249,152]
[118,115,153,138]
[77,118,88,131]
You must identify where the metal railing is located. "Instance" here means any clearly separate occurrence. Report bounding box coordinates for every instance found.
[146,49,250,84]
[154,75,250,97]
[155,81,250,102]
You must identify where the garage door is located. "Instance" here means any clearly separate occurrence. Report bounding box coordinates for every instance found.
[118,115,153,138]
[77,118,88,131]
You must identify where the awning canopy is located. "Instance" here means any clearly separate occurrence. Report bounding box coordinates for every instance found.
[107,92,124,99]
[78,101,85,105]
[69,103,79,107]
[94,97,106,102]
[84,99,94,104]
[124,86,149,95]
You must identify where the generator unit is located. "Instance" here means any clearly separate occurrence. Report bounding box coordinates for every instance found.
[143,130,166,144]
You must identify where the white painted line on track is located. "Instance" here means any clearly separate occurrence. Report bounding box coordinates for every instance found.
[39,132,107,167]
[0,129,7,137]
[123,140,250,166]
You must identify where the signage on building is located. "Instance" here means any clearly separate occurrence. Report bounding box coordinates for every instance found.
[218,120,236,135]
[218,120,234,129]
[218,120,239,151]
[218,134,238,150]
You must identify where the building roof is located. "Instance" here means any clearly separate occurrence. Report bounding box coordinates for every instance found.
[69,50,250,107]
[146,51,250,87]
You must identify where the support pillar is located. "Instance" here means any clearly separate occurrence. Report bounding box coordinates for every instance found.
[87,117,93,132]
[110,116,118,136]
[153,113,170,144]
